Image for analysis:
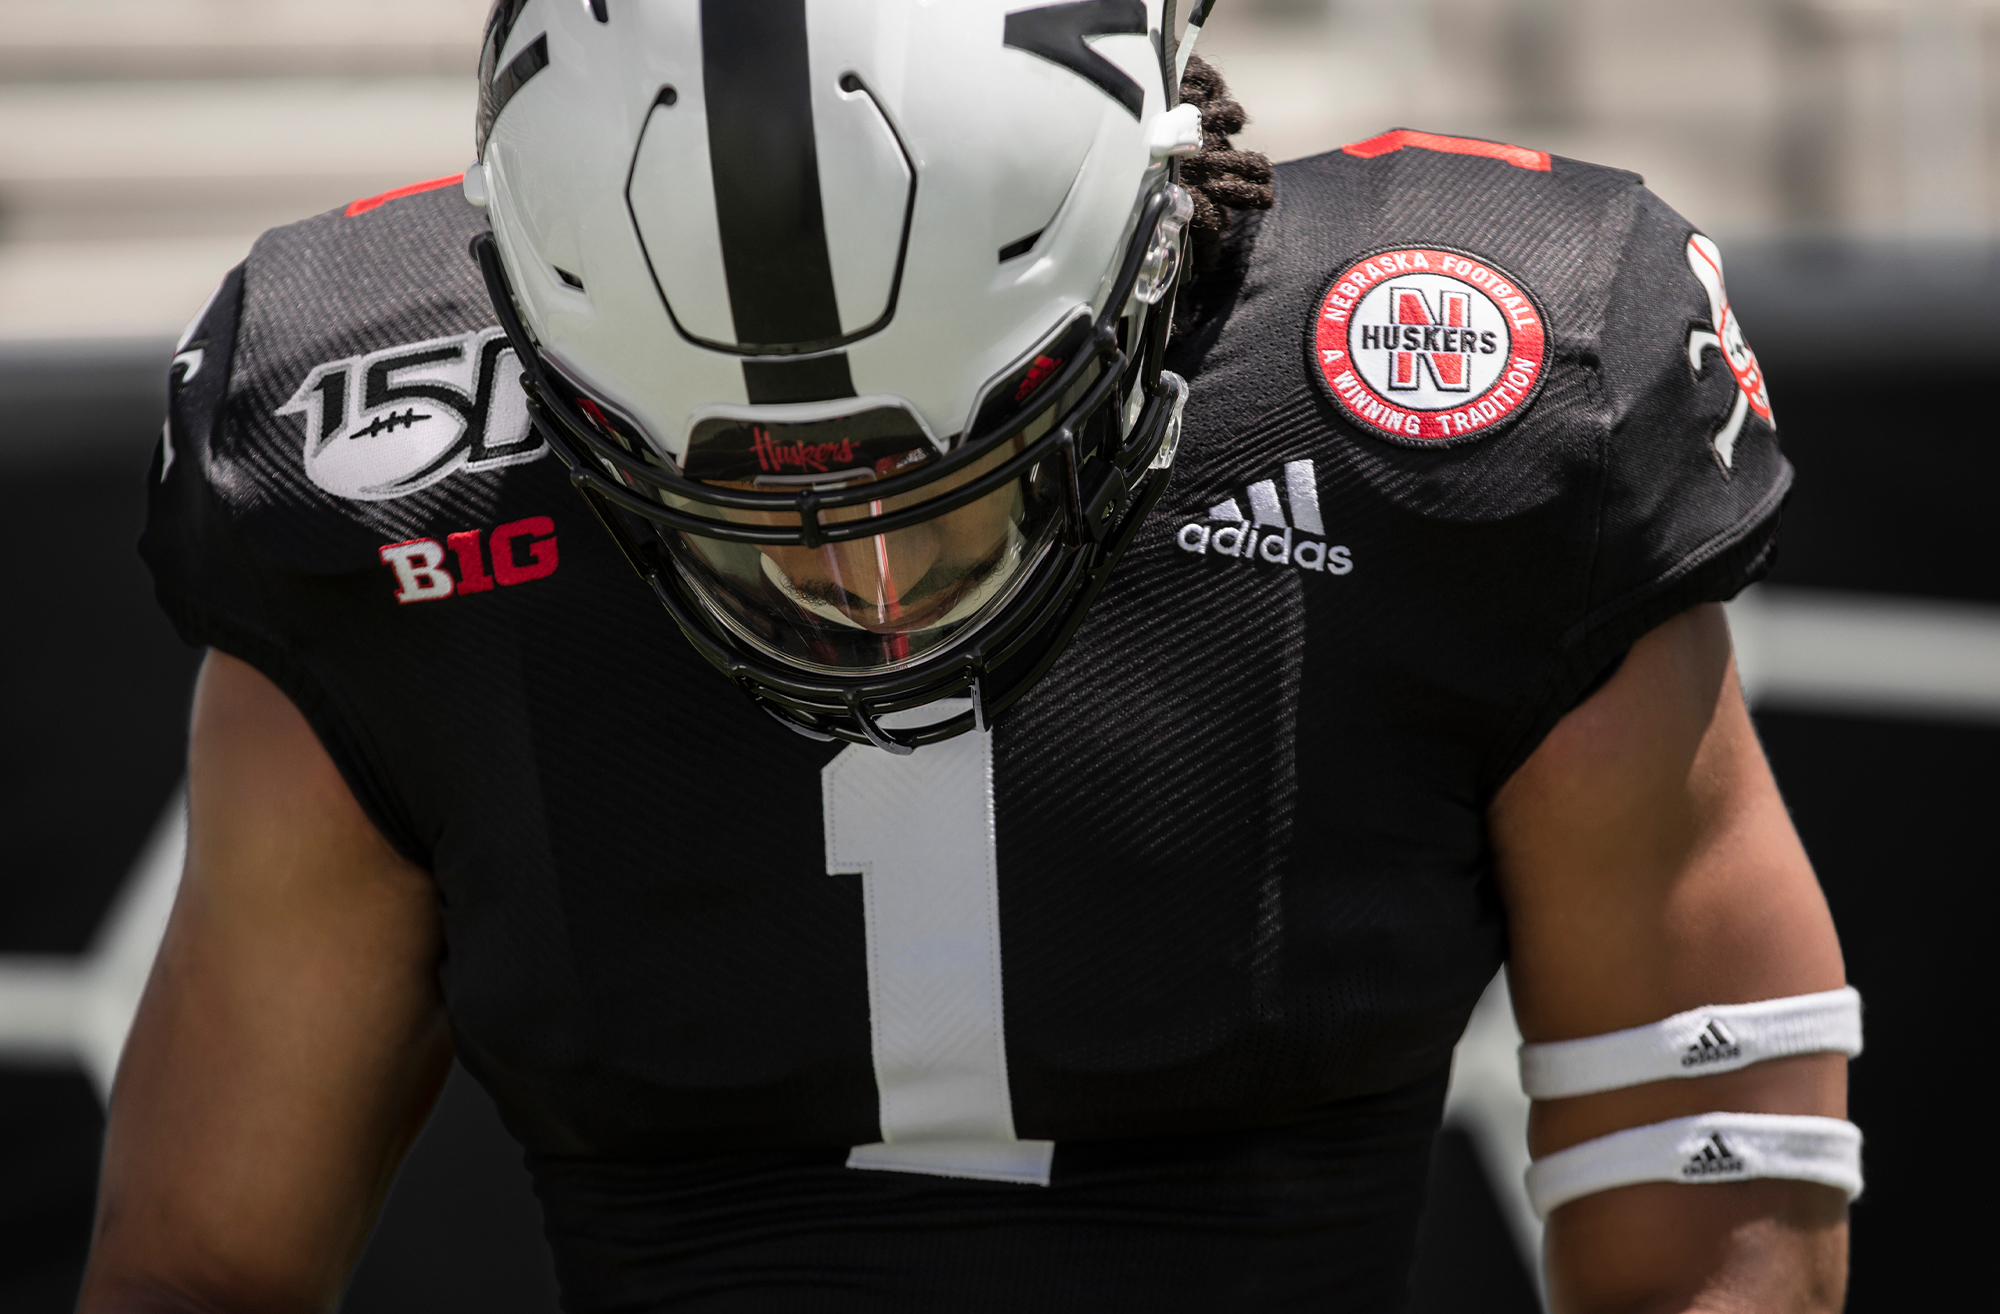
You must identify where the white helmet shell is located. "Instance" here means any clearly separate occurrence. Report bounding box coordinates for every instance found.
[476,0,1182,465]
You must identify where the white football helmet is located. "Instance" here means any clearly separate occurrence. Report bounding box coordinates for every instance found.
[468,0,1203,750]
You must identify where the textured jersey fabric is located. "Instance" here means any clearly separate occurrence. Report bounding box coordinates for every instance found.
[531,1072,1445,1312]
[141,139,1788,1310]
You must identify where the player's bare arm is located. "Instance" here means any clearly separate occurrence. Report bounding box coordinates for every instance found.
[77,650,451,1314]
[1495,604,1849,1312]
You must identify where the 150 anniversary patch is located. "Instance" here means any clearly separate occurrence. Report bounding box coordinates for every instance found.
[1311,246,1548,445]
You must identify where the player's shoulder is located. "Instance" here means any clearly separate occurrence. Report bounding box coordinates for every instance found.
[163,176,552,571]
[1237,127,1752,453]
[246,172,489,314]
[1276,128,1647,228]
[233,173,503,492]
[1266,129,1671,313]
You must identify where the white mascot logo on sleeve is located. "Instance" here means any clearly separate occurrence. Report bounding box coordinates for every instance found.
[278,328,546,501]
[1684,233,1773,470]
[1313,247,1548,445]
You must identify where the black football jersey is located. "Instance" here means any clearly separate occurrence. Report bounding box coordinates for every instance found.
[142,137,1788,1308]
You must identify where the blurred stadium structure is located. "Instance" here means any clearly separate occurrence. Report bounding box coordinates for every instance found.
[1211,0,2000,242]
[7,0,2000,344]
[2,2,1997,1311]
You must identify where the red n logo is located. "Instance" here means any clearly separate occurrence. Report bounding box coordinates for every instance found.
[1386,284,1473,393]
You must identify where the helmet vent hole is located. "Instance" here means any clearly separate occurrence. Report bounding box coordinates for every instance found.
[554,266,585,291]
[839,73,863,93]
[655,85,678,108]
[998,231,1042,263]
[589,0,608,22]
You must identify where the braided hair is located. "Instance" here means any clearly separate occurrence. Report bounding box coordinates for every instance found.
[1177,55,1275,273]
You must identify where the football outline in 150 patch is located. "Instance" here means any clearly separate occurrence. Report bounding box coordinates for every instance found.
[277,327,547,501]
[1310,246,1549,446]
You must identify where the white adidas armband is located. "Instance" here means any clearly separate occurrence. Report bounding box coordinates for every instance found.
[1525,1112,1862,1218]
[1518,987,1861,1100]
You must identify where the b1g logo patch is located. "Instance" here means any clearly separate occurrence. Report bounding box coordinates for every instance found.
[278,327,545,501]
[1311,247,1548,445]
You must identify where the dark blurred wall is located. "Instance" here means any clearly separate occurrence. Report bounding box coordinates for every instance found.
[1729,247,1998,1311]
[0,346,565,1311]
[0,357,201,1308]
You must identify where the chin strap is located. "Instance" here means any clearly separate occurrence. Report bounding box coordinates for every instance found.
[758,699,840,744]
[845,691,919,756]
[1176,0,1217,83]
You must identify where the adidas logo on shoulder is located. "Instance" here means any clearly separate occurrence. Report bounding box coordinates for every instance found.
[1681,1018,1742,1068]
[1682,1132,1747,1179]
[1176,459,1353,576]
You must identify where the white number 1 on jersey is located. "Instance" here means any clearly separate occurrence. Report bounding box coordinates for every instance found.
[822,718,1054,1186]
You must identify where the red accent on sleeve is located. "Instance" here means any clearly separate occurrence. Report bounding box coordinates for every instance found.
[346,173,467,217]
[1341,130,1551,173]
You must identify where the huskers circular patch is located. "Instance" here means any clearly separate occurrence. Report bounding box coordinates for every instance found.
[1311,247,1548,445]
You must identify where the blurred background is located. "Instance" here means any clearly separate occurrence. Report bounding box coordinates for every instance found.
[1,1,1994,1310]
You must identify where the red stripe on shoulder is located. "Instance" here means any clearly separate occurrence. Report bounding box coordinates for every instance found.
[1342,130,1551,173]
[346,173,467,218]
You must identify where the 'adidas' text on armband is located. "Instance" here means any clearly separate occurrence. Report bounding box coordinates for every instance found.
[1176,459,1353,576]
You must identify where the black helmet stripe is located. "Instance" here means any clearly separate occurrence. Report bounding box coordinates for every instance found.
[1003,0,1148,119]
[476,0,545,156]
[701,0,850,382]
[743,355,857,404]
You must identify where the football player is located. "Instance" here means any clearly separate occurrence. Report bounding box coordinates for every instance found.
[83,2,1857,1310]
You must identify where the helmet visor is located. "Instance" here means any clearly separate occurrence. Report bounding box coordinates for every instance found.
[659,364,1096,674]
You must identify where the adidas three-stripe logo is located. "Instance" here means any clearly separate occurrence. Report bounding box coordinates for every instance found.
[1175,459,1354,575]
[1682,1133,1747,1178]
[1681,1019,1742,1068]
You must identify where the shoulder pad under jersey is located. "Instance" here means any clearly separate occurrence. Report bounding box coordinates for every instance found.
[1172,129,1788,782]
[151,179,548,578]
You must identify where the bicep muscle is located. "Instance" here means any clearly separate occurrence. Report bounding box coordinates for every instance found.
[1491,604,1850,1313]
[80,650,451,1314]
